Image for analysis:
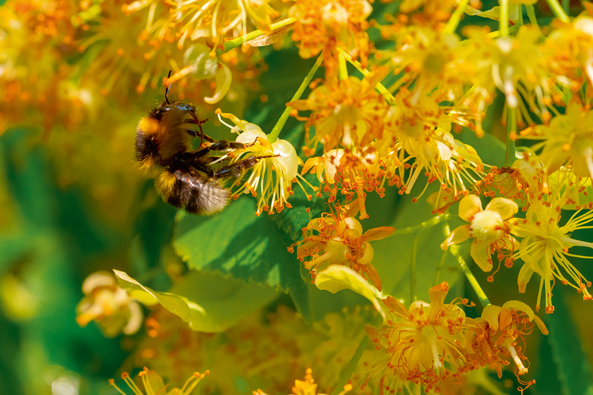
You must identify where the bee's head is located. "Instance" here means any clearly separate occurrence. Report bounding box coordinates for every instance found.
[148,71,197,119]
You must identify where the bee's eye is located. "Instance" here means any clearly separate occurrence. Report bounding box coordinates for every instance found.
[149,107,171,120]
[176,104,196,112]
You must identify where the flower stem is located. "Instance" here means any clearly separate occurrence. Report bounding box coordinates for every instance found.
[545,0,570,22]
[338,48,396,106]
[433,250,448,286]
[505,106,516,166]
[525,5,538,26]
[500,0,509,37]
[443,224,491,308]
[338,50,348,80]
[268,53,323,143]
[411,234,419,302]
[444,0,471,34]
[392,214,450,235]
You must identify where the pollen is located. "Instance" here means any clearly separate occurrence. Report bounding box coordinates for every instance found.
[471,210,504,241]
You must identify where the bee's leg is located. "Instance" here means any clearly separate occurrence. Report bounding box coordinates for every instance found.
[213,155,276,179]
[190,140,252,160]
[186,112,208,146]
[205,140,251,151]
[185,128,216,143]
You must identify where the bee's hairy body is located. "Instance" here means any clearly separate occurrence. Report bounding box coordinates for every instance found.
[136,97,258,216]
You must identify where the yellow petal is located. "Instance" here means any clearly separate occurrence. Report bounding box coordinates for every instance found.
[458,195,483,222]
[533,315,549,335]
[361,226,395,242]
[485,197,518,220]
[204,62,232,104]
[481,304,503,331]
[470,239,493,272]
[383,296,408,316]
[501,300,535,320]
[517,262,534,293]
[441,225,471,250]
[362,262,383,292]
[428,282,450,310]
[301,157,321,177]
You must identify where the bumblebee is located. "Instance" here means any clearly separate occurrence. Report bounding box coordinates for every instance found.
[135,72,262,215]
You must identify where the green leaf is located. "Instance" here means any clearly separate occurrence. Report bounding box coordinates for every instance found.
[114,269,278,332]
[173,197,312,321]
[545,289,592,395]
[366,187,462,304]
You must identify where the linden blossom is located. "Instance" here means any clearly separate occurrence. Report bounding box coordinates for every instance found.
[216,110,316,216]
[509,188,593,314]
[441,195,519,273]
[360,282,548,394]
[110,367,209,395]
[76,272,143,338]
[290,201,394,291]
[255,369,352,395]
[301,148,386,220]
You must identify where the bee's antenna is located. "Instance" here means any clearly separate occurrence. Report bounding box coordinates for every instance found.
[165,70,172,104]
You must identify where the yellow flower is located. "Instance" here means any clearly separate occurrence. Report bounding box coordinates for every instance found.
[544,16,593,89]
[441,195,519,273]
[218,111,308,215]
[289,0,372,69]
[522,102,593,181]
[365,282,474,392]
[76,271,143,337]
[378,26,465,102]
[477,154,546,204]
[469,301,547,382]
[168,0,282,50]
[110,367,209,395]
[509,193,593,313]
[453,26,564,134]
[301,148,386,219]
[383,92,484,199]
[289,74,389,153]
[291,203,394,290]
[254,369,351,395]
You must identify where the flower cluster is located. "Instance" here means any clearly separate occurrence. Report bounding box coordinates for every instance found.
[6,0,593,394]
[443,192,593,313]
[360,282,547,393]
